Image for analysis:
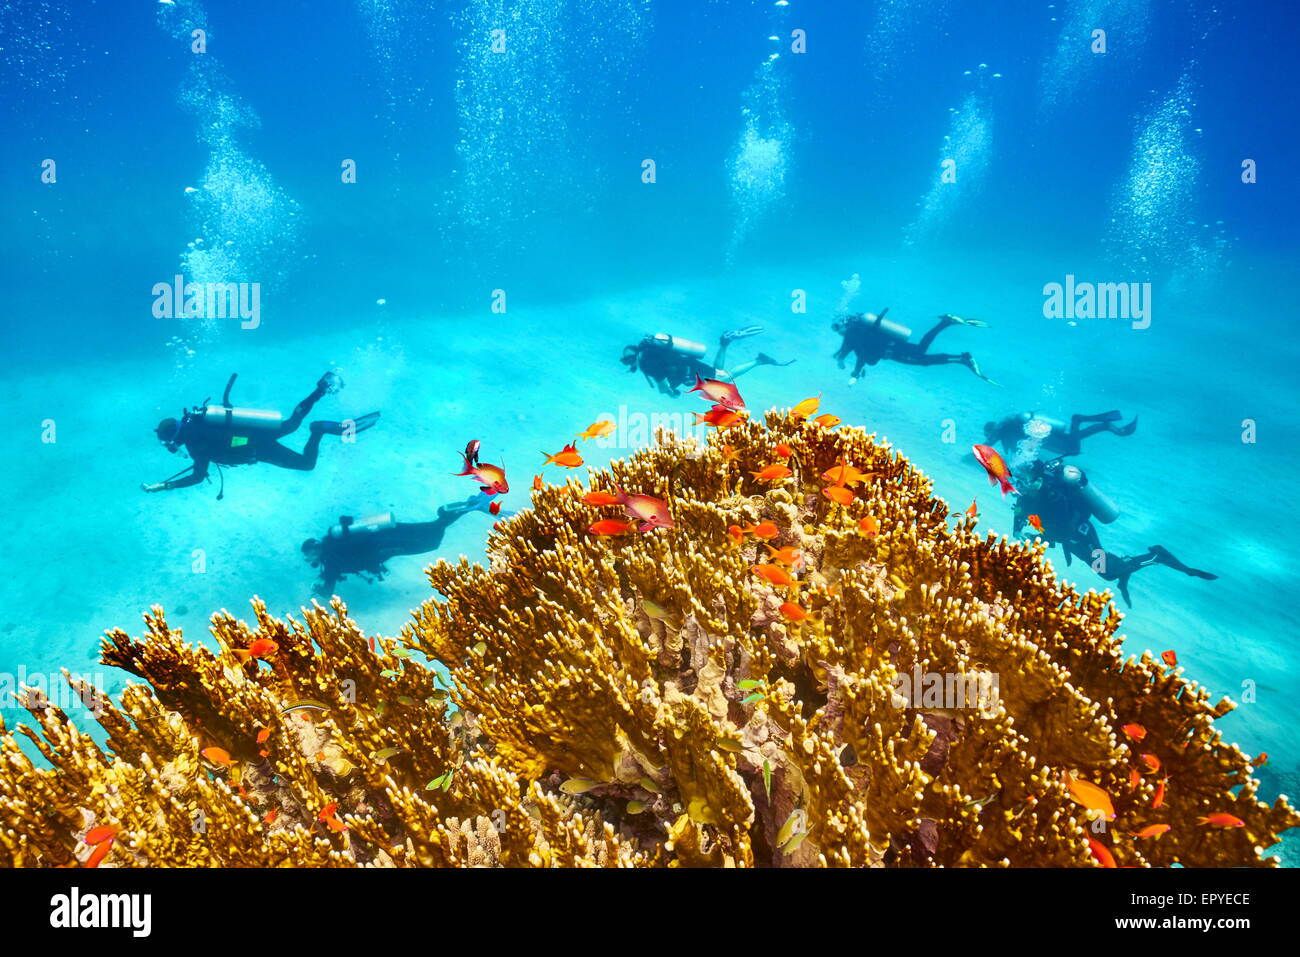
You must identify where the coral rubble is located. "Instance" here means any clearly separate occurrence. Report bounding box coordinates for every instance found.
[1,413,1294,867]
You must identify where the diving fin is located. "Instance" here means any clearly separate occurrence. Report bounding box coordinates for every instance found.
[1149,545,1217,580]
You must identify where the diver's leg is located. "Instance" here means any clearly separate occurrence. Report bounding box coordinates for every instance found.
[279,377,333,436]
[1146,545,1218,580]
[259,436,322,471]
[914,315,959,354]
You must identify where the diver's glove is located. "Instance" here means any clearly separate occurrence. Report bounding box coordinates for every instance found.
[141,482,169,493]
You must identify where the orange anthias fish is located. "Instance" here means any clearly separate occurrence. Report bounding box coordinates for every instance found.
[1152,778,1167,809]
[1086,836,1117,868]
[823,485,854,506]
[542,443,584,468]
[1251,753,1269,768]
[791,396,820,420]
[693,405,744,428]
[84,825,118,846]
[966,499,978,519]
[779,601,809,622]
[775,443,793,458]
[822,462,870,486]
[489,500,502,515]
[1139,753,1161,773]
[201,746,233,767]
[85,839,114,868]
[532,473,544,490]
[235,637,278,662]
[1129,768,1142,792]
[1198,813,1246,828]
[765,545,803,567]
[589,519,637,536]
[1131,824,1171,840]
[812,413,841,429]
[746,521,780,540]
[1027,514,1045,534]
[728,524,744,544]
[689,375,745,410]
[318,802,348,832]
[751,464,793,482]
[752,564,799,587]
[972,444,1018,496]
[720,444,739,462]
[619,489,674,531]
[457,454,510,494]
[255,728,271,744]
[858,516,879,535]
[264,808,279,825]
[577,420,616,441]
[1121,723,1147,741]
[1161,650,1178,668]
[1064,772,1116,820]
[583,490,622,506]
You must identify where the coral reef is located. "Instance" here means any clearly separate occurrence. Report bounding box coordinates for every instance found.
[1,412,1295,867]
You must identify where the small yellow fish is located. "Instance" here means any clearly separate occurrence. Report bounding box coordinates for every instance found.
[559,777,602,795]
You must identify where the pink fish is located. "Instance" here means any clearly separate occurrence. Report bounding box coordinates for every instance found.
[457,453,509,494]
[619,489,674,531]
[972,444,1018,496]
[689,375,745,410]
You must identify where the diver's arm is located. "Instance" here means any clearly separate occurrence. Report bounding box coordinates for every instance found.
[142,458,209,492]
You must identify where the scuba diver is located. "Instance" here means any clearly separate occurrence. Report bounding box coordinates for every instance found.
[620,325,794,397]
[302,493,512,596]
[1013,458,1216,606]
[831,309,996,385]
[144,372,380,497]
[984,410,1138,459]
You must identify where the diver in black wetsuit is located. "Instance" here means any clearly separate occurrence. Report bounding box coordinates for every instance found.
[301,494,511,596]
[620,325,794,397]
[984,410,1138,459]
[1013,458,1217,606]
[831,309,996,385]
[144,372,380,496]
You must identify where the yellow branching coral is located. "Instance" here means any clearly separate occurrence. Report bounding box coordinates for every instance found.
[0,413,1294,867]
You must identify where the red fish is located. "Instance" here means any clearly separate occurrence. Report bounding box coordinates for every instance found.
[694,405,743,428]
[1152,778,1166,809]
[588,519,637,536]
[1129,768,1142,792]
[1251,753,1269,768]
[858,516,879,535]
[746,521,779,540]
[823,485,854,506]
[1139,753,1161,773]
[1086,836,1117,868]
[1132,824,1171,840]
[1161,650,1178,668]
[583,490,622,506]
[318,802,347,832]
[1121,724,1146,742]
[689,375,745,410]
[532,474,544,490]
[752,564,799,587]
[489,500,502,516]
[201,746,232,767]
[235,638,278,662]
[972,444,1017,496]
[1027,514,1045,534]
[84,825,118,846]
[264,808,279,825]
[775,443,793,458]
[1198,813,1245,828]
[85,839,114,868]
[255,728,270,744]
[458,454,509,494]
[965,499,978,519]
[779,601,809,622]
[751,464,793,482]
[542,444,584,468]
[727,524,744,544]
[619,489,674,531]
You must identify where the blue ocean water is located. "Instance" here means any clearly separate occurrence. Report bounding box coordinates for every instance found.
[1,0,1297,862]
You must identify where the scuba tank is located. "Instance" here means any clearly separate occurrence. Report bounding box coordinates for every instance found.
[867,309,910,343]
[650,333,707,358]
[1060,465,1120,524]
[327,513,396,540]
[195,405,283,433]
